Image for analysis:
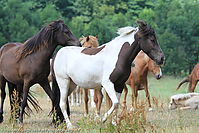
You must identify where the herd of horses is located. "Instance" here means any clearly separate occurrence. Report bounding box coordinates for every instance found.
[0,18,196,130]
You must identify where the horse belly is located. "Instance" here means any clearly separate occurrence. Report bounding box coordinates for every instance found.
[69,70,102,89]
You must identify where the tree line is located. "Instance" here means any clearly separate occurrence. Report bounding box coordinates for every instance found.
[0,0,199,76]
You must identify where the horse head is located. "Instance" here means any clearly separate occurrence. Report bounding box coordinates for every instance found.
[148,59,162,80]
[79,35,99,48]
[49,19,81,47]
[135,19,165,66]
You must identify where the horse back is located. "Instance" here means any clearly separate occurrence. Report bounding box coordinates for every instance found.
[0,43,21,57]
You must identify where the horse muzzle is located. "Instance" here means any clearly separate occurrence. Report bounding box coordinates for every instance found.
[155,74,162,80]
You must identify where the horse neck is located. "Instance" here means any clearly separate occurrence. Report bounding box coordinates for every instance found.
[126,39,141,65]
[135,53,149,75]
[36,42,58,61]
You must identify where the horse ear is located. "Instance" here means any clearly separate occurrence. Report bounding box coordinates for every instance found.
[136,19,147,29]
[86,35,89,42]
[96,35,98,38]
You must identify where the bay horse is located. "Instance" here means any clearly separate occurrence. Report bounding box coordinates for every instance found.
[176,63,199,92]
[122,51,162,112]
[0,19,81,124]
[52,19,165,129]
[169,93,199,110]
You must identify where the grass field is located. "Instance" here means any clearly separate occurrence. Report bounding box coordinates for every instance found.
[0,75,199,132]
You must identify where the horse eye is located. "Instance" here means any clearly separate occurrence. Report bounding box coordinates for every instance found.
[64,31,69,34]
[150,39,155,42]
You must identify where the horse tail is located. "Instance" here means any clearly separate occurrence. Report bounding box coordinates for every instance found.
[8,82,42,116]
[176,76,190,91]
[26,90,43,113]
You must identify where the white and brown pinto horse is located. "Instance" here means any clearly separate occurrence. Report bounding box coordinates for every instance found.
[52,20,165,129]
[169,93,199,110]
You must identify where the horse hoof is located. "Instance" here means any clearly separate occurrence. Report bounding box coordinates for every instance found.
[0,115,3,123]
[148,108,153,112]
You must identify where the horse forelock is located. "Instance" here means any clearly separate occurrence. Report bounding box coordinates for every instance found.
[15,20,64,61]
[138,26,155,38]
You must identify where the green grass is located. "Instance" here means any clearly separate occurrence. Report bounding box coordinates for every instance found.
[0,76,199,132]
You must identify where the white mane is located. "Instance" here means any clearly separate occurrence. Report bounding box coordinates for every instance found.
[170,93,199,103]
[117,26,138,36]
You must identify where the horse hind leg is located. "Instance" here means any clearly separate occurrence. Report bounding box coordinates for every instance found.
[189,80,197,92]
[83,88,89,117]
[0,76,6,123]
[56,77,74,129]
[94,89,103,117]
[75,86,80,106]
[90,89,95,108]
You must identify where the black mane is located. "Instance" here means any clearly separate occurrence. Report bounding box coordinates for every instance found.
[15,20,65,61]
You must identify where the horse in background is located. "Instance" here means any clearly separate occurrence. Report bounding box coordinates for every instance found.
[169,93,199,110]
[70,35,99,107]
[122,51,162,111]
[176,63,199,92]
[70,35,104,117]
[52,20,165,129]
[0,19,81,124]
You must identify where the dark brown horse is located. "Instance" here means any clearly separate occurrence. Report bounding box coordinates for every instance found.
[176,63,199,92]
[0,19,81,124]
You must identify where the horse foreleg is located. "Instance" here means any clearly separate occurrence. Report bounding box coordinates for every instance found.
[83,88,89,116]
[102,83,121,124]
[40,78,64,124]
[19,81,31,123]
[130,84,138,112]
[0,76,6,123]
[122,85,128,110]
[144,81,153,111]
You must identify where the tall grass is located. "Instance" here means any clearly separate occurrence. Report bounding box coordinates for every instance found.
[0,76,199,132]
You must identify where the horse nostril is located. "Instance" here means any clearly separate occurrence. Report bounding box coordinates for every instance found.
[156,74,162,80]
[161,56,165,62]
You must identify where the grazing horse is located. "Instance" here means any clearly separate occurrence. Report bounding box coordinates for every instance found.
[122,51,162,112]
[0,19,81,124]
[52,20,165,129]
[169,93,199,110]
[176,63,199,92]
